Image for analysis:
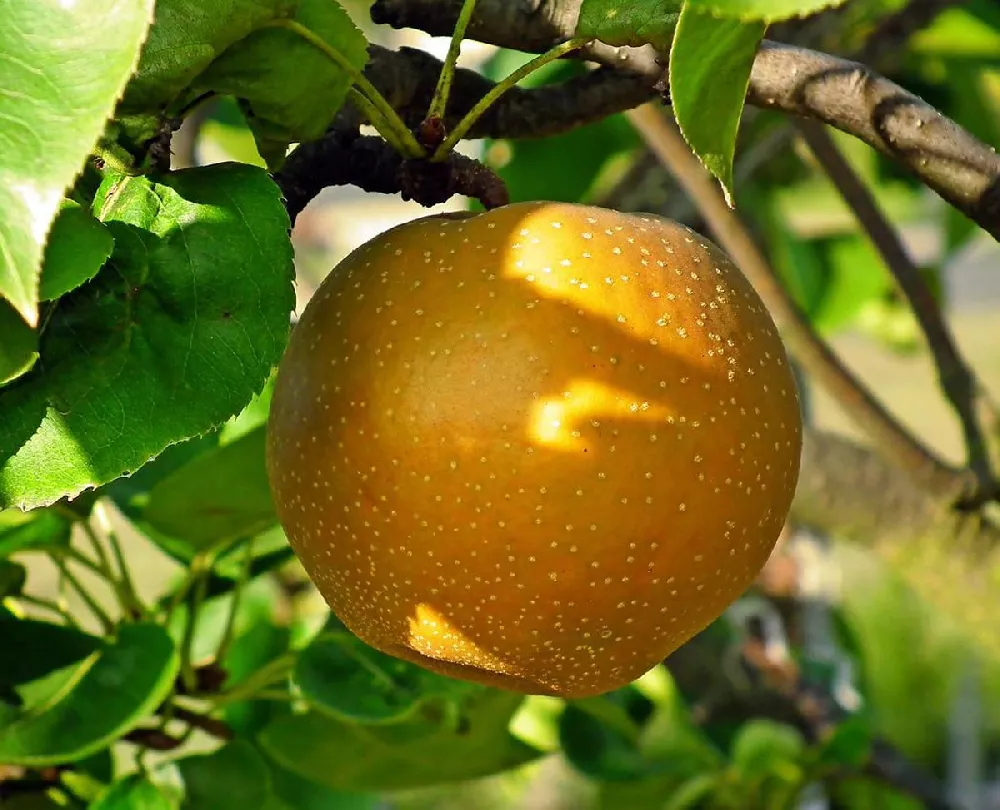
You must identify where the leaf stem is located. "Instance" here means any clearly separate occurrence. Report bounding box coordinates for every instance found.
[11,593,82,629]
[209,653,296,706]
[432,37,591,160]
[266,19,425,158]
[179,553,213,692]
[49,553,115,634]
[214,536,256,664]
[95,501,147,618]
[426,0,479,122]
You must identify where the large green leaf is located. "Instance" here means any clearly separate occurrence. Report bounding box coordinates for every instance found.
[669,6,765,205]
[0,508,72,558]
[686,0,851,22]
[143,426,276,550]
[575,0,682,50]
[0,300,38,386]
[267,762,380,810]
[0,618,103,692]
[560,693,650,782]
[0,0,154,327]
[38,201,115,302]
[178,740,273,810]
[91,775,178,810]
[0,559,26,598]
[259,690,540,791]
[0,622,179,765]
[191,0,369,167]
[294,632,474,726]
[119,0,298,115]
[0,162,296,510]
[729,720,805,778]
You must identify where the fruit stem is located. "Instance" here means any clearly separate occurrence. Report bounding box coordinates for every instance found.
[425,0,479,123]
[431,37,591,161]
[266,19,426,159]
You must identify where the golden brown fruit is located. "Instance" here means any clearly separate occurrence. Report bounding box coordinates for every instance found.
[266,201,802,698]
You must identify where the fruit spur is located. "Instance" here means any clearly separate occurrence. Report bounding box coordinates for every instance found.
[266,200,803,698]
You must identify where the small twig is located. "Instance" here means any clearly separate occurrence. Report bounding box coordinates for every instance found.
[169,705,235,741]
[123,729,183,751]
[625,103,970,501]
[796,119,1000,505]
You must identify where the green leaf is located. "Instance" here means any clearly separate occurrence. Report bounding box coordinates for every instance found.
[0,618,102,692]
[0,622,179,766]
[0,559,26,597]
[662,773,721,810]
[730,719,805,778]
[575,0,682,50]
[815,716,872,769]
[559,697,648,782]
[909,2,1000,59]
[223,621,293,737]
[91,775,178,810]
[259,690,539,791]
[0,0,154,326]
[668,6,765,205]
[0,300,38,386]
[685,0,851,23]
[144,426,276,551]
[0,508,72,558]
[178,740,273,810]
[119,0,298,115]
[294,632,472,725]
[191,0,370,168]
[267,762,380,810]
[166,576,279,666]
[0,162,296,510]
[39,201,115,301]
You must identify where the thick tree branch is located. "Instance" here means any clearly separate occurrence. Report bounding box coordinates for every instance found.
[796,119,1000,505]
[276,132,508,220]
[369,0,1000,241]
[746,40,1000,242]
[366,45,653,141]
[625,102,971,502]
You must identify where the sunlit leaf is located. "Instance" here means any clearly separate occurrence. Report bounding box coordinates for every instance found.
[0,0,154,325]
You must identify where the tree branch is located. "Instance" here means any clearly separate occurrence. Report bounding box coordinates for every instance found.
[625,102,971,502]
[796,118,1000,505]
[366,44,653,141]
[369,0,1000,241]
[275,131,508,221]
